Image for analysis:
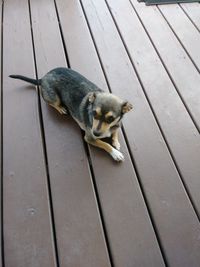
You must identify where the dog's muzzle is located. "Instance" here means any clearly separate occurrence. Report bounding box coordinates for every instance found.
[92,130,112,139]
[93,130,102,137]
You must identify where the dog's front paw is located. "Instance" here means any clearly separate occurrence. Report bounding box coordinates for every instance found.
[110,148,124,162]
[112,140,121,150]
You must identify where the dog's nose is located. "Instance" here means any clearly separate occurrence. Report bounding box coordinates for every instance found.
[93,131,101,137]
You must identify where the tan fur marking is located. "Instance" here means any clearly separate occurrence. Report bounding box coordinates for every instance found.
[112,129,119,143]
[105,111,113,118]
[92,119,100,130]
[85,137,113,153]
[92,120,110,133]
[112,128,120,149]
[49,96,66,114]
[92,116,120,135]
[100,122,110,132]
[49,104,64,114]
[95,107,102,116]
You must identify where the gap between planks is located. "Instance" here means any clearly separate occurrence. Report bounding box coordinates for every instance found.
[79,0,168,265]
[28,1,60,266]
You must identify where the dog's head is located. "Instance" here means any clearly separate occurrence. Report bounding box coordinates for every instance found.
[88,92,133,139]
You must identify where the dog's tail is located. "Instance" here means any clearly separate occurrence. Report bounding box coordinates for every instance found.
[9,75,41,86]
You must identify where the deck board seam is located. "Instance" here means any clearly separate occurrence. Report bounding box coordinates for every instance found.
[157,5,200,73]
[81,131,115,267]
[125,0,200,221]
[120,126,169,266]
[28,1,60,266]
[180,4,200,32]
[126,0,200,220]
[107,0,200,233]
[0,1,4,266]
[102,0,200,262]
[101,1,180,265]
[53,0,70,68]
[80,0,169,265]
[54,1,114,265]
[129,0,200,133]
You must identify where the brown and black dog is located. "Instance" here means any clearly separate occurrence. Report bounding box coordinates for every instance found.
[10,67,132,161]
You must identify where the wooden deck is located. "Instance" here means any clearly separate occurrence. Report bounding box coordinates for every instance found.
[1,0,200,266]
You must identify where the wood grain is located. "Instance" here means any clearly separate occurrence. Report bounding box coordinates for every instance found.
[3,0,57,266]
[29,0,111,266]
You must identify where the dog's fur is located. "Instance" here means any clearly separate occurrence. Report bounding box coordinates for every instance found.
[10,67,132,161]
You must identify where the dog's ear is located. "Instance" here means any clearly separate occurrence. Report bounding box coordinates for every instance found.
[122,101,133,114]
[88,92,97,103]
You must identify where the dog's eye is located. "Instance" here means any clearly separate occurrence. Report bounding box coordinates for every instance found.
[93,110,100,119]
[106,116,115,124]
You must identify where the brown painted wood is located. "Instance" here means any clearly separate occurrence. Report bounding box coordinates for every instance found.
[3,0,57,266]
[0,3,2,267]
[132,0,200,129]
[56,1,167,267]
[159,4,200,71]
[29,0,111,266]
[181,3,200,30]
[127,0,200,214]
[3,1,200,266]
[80,0,200,266]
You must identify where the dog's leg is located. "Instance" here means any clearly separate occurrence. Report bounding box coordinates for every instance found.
[85,135,124,162]
[49,100,68,115]
[112,128,120,150]
[40,86,68,115]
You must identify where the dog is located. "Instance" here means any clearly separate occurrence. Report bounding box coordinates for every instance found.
[10,67,132,161]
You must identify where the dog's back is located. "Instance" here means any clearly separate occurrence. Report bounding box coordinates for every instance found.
[42,68,102,118]
[9,67,132,161]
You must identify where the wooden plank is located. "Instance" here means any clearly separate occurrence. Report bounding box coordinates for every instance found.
[126,0,200,210]
[56,1,166,267]
[132,1,200,130]
[79,0,200,266]
[3,0,57,266]
[111,0,200,204]
[159,4,200,71]
[181,3,200,30]
[0,2,2,267]
[145,0,199,5]
[29,1,111,266]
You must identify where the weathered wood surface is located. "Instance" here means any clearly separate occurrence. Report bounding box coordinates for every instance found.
[56,1,165,266]
[3,0,57,266]
[159,4,200,71]
[81,0,200,266]
[181,3,200,30]
[1,0,200,266]
[0,2,2,267]
[29,0,111,266]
